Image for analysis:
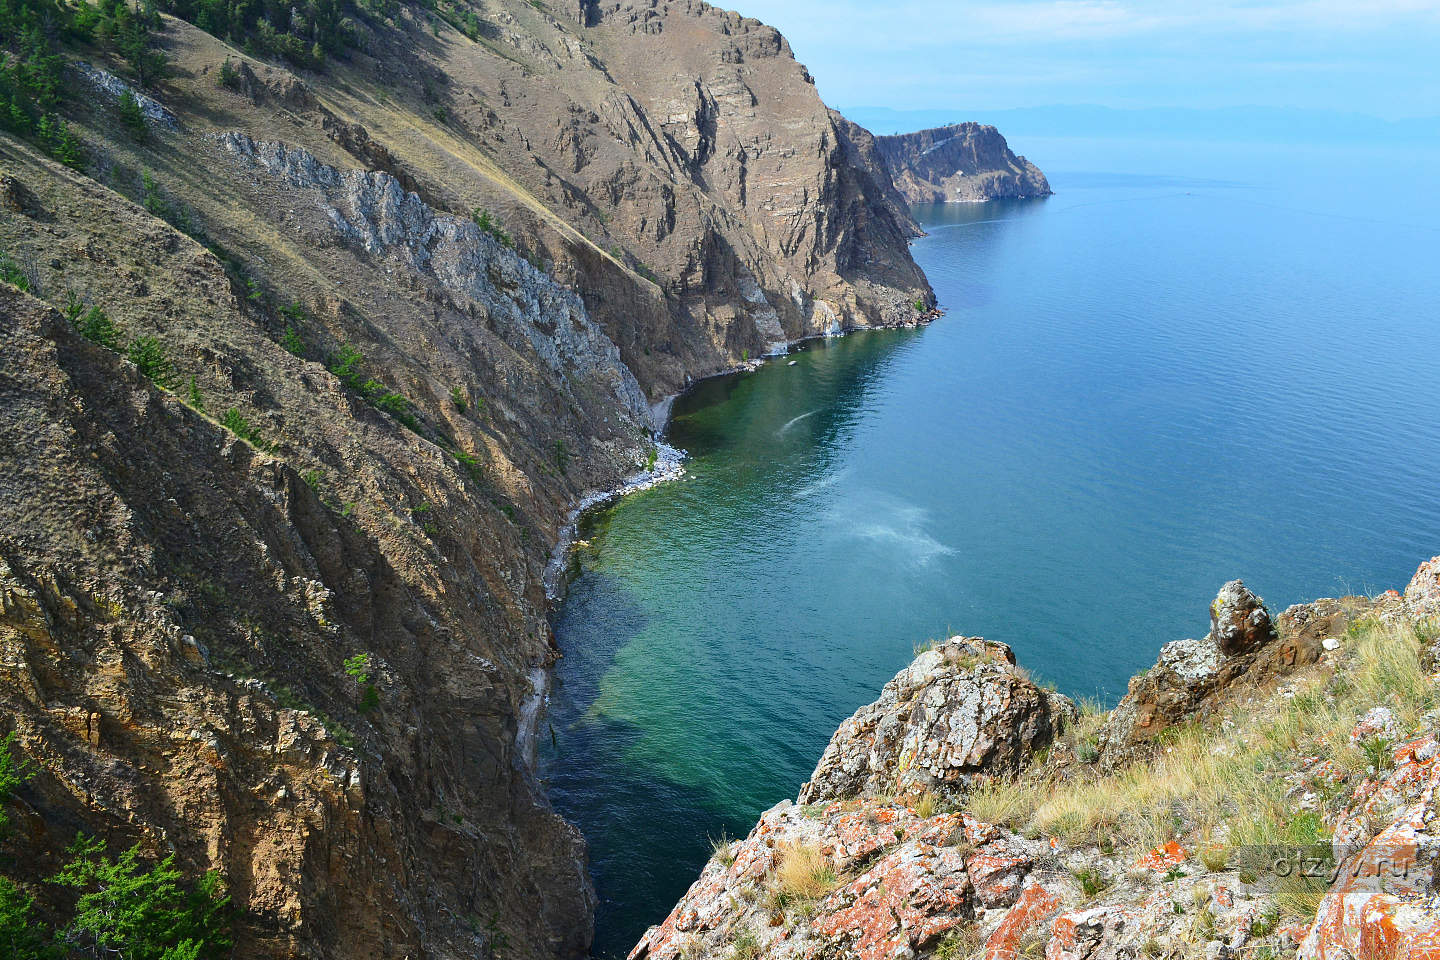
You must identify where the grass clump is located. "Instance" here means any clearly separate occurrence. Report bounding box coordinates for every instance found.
[1072,866,1110,900]
[960,618,1435,859]
[709,832,737,867]
[730,927,760,960]
[933,923,983,960]
[0,251,31,291]
[773,842,837,906]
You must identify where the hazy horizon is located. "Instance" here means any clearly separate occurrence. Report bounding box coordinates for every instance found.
[732,1,1439,122]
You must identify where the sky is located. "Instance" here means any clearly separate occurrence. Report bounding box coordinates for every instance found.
[728,0,1440,120]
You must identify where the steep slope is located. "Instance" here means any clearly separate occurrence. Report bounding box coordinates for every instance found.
[0,139,637,958]
[630,561,1440,960]
[0,0,935,957]
[874,123,1051,204]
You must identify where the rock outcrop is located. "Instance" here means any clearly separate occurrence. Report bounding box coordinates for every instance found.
[1098,580,1370,765]
[800,638,1074,804]
[1210,580,1277,656]
[1302,734,1440,960]
[632,636,1076,960]
[873,123,1051,204]
[632,560,1440,960]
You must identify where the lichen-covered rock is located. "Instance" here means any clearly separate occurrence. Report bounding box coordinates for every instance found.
[1100,581,1287,764]
[1301,735,1440,960]
[799,638,1073,804]
[628,798,1054,960]
[1405,556,1440,619]
[1210,581,1276,657]
[635,574,1440,960]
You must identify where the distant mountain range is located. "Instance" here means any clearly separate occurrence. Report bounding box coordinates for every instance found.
[843,105,1440,144]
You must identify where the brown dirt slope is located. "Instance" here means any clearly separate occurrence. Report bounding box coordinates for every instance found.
[0,1,936,956]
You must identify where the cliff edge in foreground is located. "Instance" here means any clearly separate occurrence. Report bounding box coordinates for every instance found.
[875,123,1052,204]
[631,559,1440,960]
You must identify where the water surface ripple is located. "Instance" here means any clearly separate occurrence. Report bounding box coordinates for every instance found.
[543,138,1440,958]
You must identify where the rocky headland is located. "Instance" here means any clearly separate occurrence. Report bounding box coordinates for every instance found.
[874,123,1052,204]
[630,560,1440,960]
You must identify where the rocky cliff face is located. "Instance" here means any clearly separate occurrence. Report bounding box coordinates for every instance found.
[0,0,935,956]
[874,123,1051,204]
[630,560,1440,960]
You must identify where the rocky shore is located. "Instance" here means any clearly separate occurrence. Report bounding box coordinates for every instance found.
[875,123,1052,204]
[630,560,1440,960]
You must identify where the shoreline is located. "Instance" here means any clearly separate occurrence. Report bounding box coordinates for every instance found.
[543,307,946,603]
[525,309,943,779]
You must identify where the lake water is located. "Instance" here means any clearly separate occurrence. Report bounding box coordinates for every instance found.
[541,137,1440,958]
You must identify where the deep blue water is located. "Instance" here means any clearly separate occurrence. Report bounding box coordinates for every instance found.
[542,137,1440,958]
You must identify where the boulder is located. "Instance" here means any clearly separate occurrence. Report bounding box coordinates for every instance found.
[1209,580,1275,657]
[1099,581,1275,764]
[799,638,1073,805]
[1404,556,1440,619]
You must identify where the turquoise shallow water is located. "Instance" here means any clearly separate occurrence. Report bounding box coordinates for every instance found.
[541,138,1440,958]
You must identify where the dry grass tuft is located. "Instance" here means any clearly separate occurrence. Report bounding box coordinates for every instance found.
[774,842,838,903]
[960,618,1436,858]
[964,778,1035,828]
[710,831,737,867]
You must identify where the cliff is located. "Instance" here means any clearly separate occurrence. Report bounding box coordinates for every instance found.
[874,123,1052,204]
[0,0,934,956]
[629,560,1440,960]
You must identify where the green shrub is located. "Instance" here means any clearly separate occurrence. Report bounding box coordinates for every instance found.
[327,346,417,430]
[141,171,171,219]
[280,325,306,357]
[0,251,31,292]
[0,877,52,960]
[343,653,379,713]
[220,408,268,450]
[342,652,371,684]
[0,730,34,834]
[117,88,146,136]
[184,375,204,411]
[37,113,83,167]
[217,56,240,89]
[51,836,232,960]
[73,304,121,349]
[471,208,512,248]
[128,336,175,388]
[327,344,365,390]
